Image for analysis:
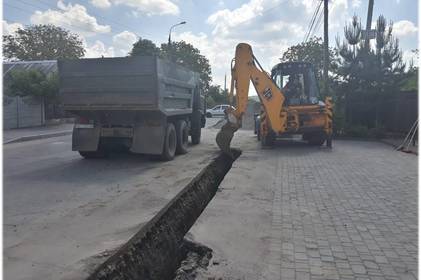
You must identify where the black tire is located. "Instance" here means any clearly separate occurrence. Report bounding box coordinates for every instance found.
[160,123,177,161]
[307,132,326,146]
[261,131,275,147]
[191,111,202,145]
[175,120,189,154]
[326,135,332,148]
[255,118,261,140]
[206,112,212,118]
[79,150,105,159]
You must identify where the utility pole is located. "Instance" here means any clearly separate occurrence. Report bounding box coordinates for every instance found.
[364,0,374,49]
[323,0,329,95]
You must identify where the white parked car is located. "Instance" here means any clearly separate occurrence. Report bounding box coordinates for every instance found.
[206,104,233,118]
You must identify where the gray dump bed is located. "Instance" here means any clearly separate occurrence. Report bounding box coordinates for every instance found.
[58,56,200,115]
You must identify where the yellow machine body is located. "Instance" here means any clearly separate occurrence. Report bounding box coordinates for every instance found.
[216,43,333,155]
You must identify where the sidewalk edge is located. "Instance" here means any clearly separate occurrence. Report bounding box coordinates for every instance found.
[4,131,72,145]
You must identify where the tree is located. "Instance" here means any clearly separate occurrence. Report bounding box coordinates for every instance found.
[129,38,161,56]
[7,69,59,101]
[161,41,212,91]
[280,37,338,87]
[336,15,406,129]
[401,49,418,91]
[206,85,227,108]
[3,24,85,61]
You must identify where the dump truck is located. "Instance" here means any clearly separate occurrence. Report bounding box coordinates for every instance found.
[216,43,333,155]
[58,56,206,161]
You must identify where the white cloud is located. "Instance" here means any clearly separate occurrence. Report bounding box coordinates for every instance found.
[3,20,24,36]
[202,0,312,88]
[403,50,418,67]
[112,0,179,16]
[113,30,138,56]
[329,0,349,30]
[393,20,418,37]
[91,0,111,9]
[206,0,266,36]
[30,0,111,36]
[351,0,361,8]
[84,39,115,58]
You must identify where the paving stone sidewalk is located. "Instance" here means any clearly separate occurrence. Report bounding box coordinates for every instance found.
[265,140,417,280]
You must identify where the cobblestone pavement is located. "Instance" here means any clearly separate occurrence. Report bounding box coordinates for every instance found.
[265,140,418,280]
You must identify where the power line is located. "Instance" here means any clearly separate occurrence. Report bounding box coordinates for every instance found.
[309,6,324,39]
[303,0,323,43]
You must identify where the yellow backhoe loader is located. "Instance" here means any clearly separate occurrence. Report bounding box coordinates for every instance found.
[216,43,333,156]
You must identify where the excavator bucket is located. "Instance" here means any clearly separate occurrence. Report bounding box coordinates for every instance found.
[216,121,239,158]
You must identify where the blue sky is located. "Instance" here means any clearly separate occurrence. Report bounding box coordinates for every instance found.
[3,0,419,88]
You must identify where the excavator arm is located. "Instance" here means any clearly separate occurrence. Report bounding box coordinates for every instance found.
[216,43,287,156]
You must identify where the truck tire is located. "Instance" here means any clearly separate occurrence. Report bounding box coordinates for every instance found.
[191,111,202,145]
[175,120,189,154]
[160,123,177,161]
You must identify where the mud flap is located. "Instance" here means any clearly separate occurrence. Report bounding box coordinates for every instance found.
[72,127,100,151]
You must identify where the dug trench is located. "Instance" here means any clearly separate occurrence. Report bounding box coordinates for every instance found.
[86,149,242,280]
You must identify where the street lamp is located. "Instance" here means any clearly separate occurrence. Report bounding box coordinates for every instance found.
[168,21,186,46]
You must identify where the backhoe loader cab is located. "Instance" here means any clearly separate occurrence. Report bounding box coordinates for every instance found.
[271,62,320,106]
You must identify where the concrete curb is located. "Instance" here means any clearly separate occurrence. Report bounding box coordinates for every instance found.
[4,130,72,145]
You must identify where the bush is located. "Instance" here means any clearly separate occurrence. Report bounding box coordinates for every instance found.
[368,126,386,139]
[345,125,369,138]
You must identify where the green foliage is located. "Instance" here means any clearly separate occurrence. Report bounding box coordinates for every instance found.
[345,124,369,138]
[206,85,227,108]
[3,24,85,60]
[401,49,418,91]
[280,37,338,95]
[6,69,59,101]
[130,39,212,93]
[336,15,405,94]
[129,38,161,56]
[280,36,338,91]
[161,41,212,91]
[335,14,407,132]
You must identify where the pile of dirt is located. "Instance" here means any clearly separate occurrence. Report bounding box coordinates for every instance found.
[173,238,213,280]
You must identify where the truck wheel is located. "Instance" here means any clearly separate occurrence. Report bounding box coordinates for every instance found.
[79,150,105,159]
[175,120,189,154]
[160,123,177,161]
[191,111,202,145]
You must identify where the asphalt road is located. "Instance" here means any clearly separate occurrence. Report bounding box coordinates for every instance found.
[3,127,222,280]
[4,126,418,280]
